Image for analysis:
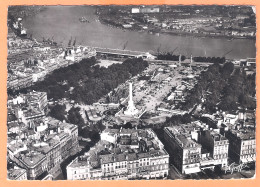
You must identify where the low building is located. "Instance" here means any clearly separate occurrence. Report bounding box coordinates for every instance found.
[246,58,256,67]
[85,106,102,124]
[223,113,238,125]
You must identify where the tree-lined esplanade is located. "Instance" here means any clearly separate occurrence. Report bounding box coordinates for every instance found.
[181,62,256,113]
[26,57,148,104]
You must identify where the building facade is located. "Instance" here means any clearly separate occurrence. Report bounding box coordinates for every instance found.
[200,130,229,167]
[164,127,201,174]
[225,129,256,164]
[67,128,169,180]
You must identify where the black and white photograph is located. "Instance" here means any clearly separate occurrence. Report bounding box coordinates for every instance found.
[6,5,256,180]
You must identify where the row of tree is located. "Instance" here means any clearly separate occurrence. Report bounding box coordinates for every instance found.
[157,53,226,64]
[157,53,186,61]
[181,62,256,113]
[49,105,105,141]
[192,56,226,64]
[29,57,148,104]
[219,68,256,111]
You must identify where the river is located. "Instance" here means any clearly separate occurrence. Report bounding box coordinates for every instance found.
[23,6,256,59]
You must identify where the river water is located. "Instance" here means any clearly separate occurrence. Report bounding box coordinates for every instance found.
[23,6,256,59]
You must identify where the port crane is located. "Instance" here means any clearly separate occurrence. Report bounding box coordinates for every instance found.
[156,44,161,56]
[222,49,233,57]
[73,37,76,46]
[68,36,72,47]
[29,33,33,40]
[122,41,128,50]
[51,36,57,46]
[42,37,46,43]
[170,47,178,55]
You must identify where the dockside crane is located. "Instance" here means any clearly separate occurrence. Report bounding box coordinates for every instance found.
[73,37,76,47]
[47,37,52,44]
[222,49,233,57]
[29,33,33,40]
[156,44,161,56]
[51,36,57,46]
[123,41,128,50]
[68,36,72,47]
[170,46,178,55]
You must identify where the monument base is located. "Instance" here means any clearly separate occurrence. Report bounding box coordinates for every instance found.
[124,108,139,116]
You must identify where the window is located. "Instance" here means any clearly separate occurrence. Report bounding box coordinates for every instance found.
[74,171,77,174]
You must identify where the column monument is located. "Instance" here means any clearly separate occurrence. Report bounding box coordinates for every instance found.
[124,82,139,116]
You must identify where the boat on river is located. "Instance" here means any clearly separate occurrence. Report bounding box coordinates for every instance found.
[79,17,89,23]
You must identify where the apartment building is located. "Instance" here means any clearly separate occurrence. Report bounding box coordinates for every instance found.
[67,128,169,180]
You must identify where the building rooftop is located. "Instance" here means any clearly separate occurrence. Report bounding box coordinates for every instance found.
[165,126,202,149]
[7,113,17,123]
[8,167,27,180]
[176,134,201,148]
[86,106,102,121]
[17,151,46,168]
[230,128,255,140]
[68,155,90,168]
[210,130,227,141]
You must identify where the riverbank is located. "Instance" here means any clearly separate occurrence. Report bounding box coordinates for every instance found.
[8,6,47,20]
[19,6,257,59]
[98,16,255,41]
